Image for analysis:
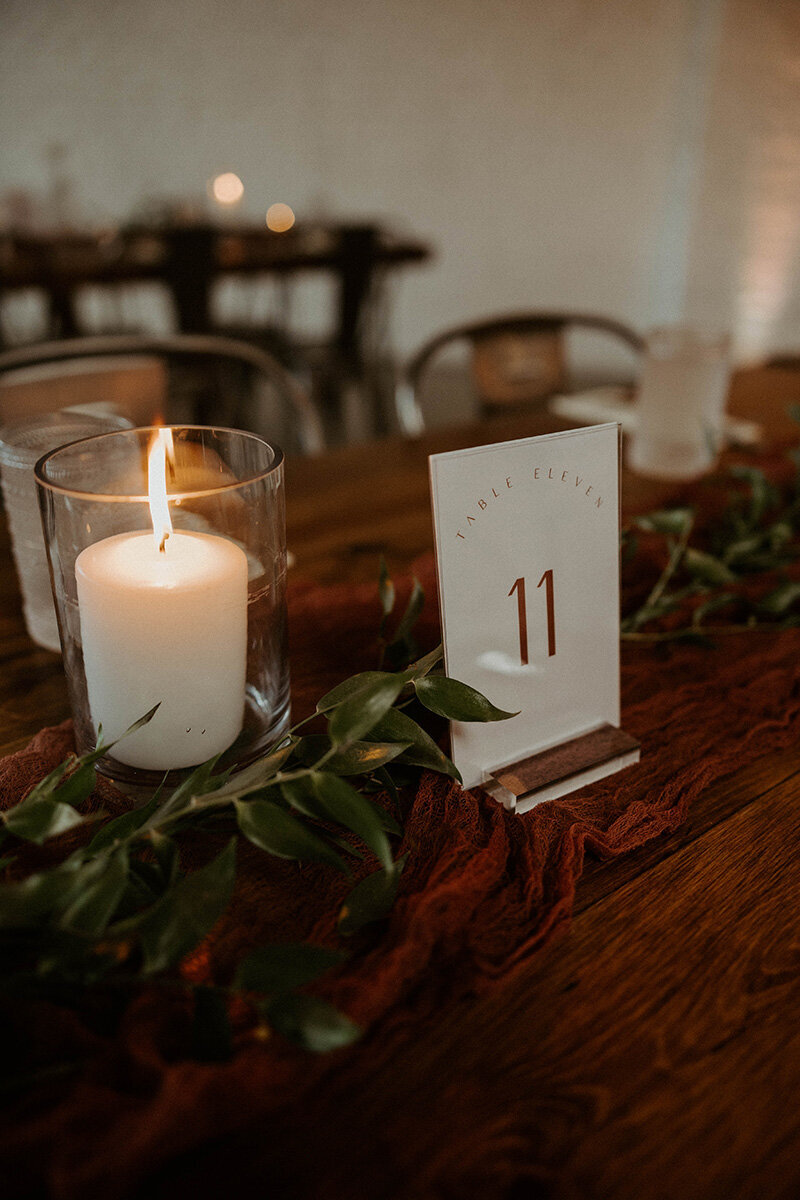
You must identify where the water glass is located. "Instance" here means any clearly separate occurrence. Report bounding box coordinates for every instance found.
[0,410,131,651]
[628,327,730,480]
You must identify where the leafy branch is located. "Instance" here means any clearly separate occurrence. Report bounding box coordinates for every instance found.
[0,568,515,1066]
[621,449,800,643]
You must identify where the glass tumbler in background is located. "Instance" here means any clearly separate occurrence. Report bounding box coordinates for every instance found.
[35,425,290,790]
[0,409,132,652]
[628,326,731,480]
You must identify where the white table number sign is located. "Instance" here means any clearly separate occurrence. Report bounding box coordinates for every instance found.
[429,423,639,813]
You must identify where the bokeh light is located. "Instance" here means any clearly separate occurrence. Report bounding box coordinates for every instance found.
[211,172,244,205]
[266,203,296,232]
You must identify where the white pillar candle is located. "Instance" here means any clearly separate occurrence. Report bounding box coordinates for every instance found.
[76,530,248,770]
[75,429,248,772]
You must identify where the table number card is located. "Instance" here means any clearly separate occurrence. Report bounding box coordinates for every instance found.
[429,423,639,814]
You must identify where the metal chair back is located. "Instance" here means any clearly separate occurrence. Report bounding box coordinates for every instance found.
[396,312,644,435]
[0,334,325,455]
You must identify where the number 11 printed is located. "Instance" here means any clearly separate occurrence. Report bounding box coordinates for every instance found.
[508,571,556,665]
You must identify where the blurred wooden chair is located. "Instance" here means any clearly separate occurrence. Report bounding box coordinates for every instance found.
[395,312,644,435]
[0,334,324,455]
[0,354,166,427]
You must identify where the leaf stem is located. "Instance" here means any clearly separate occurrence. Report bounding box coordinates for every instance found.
[643,513,695,612]
[621,621,783,643]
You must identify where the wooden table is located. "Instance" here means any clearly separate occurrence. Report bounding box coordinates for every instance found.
[2,364,800,1197]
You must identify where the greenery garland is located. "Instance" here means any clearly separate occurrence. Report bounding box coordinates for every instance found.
[0,567,514,1073]
[621,441,800,642]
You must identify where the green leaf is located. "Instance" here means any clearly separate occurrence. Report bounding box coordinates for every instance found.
[768,521,794,550]
[634,508,693,535]
[210,740,294,799]
[156,754,229,819]
[21,760,74,806]
[621,592,684,632]
[384,578,425,668]
[759,581,800,614]
[692,593,740,626]
[149,829,178,884]
[413,675,518,722]
[407,644,444,679]
[50,760,98,809]
[129,857,165,897]
[279,773,398,864]
[338,858,406,936]
[88,703,160,761]
[19,721,124,809]
[235,942,345,994]
[369,707,461,782]
[116,865,161,917]
[0,859,84,928]
[294,736,411,775]
[378,555,395,637]
[369,772,402,835]
[683,547,736,586]
[328,672,408,746]
[265,992,361,1053]
[190,986,233,1062]
[315,773,395,870]
[721,534,765,565]
[729,465,777,525]
[620,529,639,565]
[137,839,237,974]
[278,774,321,818]
[317,671,399,715]
[378,556,396,613]
[108,702,161,745]
[87,793,160,853]
[671,629,717,647]
[58,849,129,935]
[325,832,366,861]
[22,706,160,816]
[2,798,89,845]
[20,737,115,809]
[389,578,424,648]
[374,765,400,810]
[235,798,347,872]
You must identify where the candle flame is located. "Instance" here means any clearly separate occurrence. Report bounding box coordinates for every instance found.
[147,427,174,553]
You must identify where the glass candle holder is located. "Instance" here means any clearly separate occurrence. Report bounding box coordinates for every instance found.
[35,425,290,790]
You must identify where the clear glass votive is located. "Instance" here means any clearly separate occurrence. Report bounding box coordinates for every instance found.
[35,425,290,789]
[628,326,731,480]
[0,409,132,652]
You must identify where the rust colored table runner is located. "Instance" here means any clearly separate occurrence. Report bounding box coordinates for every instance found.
[3,553,800,1199]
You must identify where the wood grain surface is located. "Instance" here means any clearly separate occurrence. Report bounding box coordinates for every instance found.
[3,364,800,1198]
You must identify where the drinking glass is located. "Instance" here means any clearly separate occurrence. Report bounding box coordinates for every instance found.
[628,327,730,480]
[0,409,131,652]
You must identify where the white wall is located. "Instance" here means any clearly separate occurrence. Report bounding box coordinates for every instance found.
[1,0,798,360]
[685,0,800,359]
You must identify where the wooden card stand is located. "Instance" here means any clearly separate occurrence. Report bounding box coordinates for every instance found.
[486,723,640,814]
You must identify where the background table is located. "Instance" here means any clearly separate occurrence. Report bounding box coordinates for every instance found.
[0,223,430,340]
[0,222,432,437]
[2,365,800,1198]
